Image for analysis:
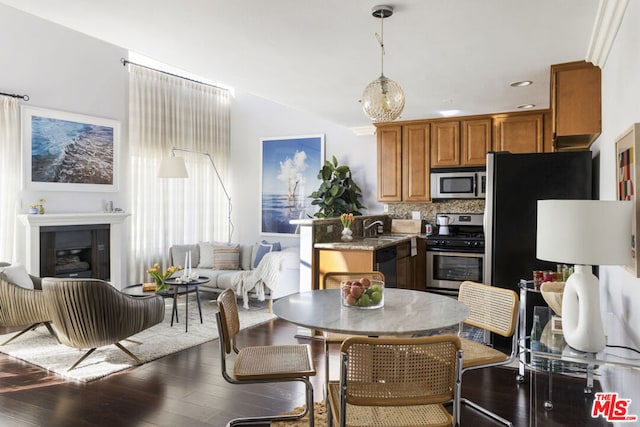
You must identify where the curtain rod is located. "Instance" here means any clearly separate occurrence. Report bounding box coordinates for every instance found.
[120,58,228,92]
[0,91,29,101]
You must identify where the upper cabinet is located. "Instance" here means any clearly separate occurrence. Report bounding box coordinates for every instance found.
[376,123,430,202]
[376,125,403,201]
[431,118,491,168]
[461,118,492,166]
[402,124,431,201]
[550,61,602,151]
[493,111,547,153]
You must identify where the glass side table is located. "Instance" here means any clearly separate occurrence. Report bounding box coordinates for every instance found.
[518,279,640,411]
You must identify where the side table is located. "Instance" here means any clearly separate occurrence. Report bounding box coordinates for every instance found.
[164,276,209,332]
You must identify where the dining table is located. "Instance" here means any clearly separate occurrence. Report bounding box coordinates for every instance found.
[272,288,470,336]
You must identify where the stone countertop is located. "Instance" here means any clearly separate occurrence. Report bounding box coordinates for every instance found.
[314,234,423,251]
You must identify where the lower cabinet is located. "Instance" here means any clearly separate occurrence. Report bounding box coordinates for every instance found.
[316,249,374,290]
[314,240,425,291]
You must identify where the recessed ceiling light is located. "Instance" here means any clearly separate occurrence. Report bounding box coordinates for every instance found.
[439,109,461,117]
[517,104,535,109]
[510,80,533,87]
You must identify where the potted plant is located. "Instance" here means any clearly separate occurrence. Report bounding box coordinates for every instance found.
[310,156,365,218]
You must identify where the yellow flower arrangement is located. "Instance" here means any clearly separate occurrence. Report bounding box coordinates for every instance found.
[340,213,354,228]
[147,263,183,292]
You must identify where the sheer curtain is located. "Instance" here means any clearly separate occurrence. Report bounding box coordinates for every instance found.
[127,64,231,283]
[0,96,21,262]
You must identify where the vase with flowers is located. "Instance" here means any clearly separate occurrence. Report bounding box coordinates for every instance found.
[147,263,183,292]
[340,213,354,241]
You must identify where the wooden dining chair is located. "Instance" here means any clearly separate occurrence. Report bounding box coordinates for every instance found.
[215,288,316,426]
[456,280,519,427]
[327,335,463,427]
[321,272,385,395]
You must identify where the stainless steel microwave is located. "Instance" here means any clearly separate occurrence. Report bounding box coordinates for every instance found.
[431,170,486,199]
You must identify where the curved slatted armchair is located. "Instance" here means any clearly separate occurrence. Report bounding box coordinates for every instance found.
[216,288,316,426]
[0,262,57,345]
[327,335,463,427]
[42,278,165,371]
[456,281,519,427]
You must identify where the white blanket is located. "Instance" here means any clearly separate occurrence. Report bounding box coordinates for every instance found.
[231,251,287,309]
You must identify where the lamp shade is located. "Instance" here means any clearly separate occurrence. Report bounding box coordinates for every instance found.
[158,157,188,178]
[536,199,632,266]
[361,75,405,122]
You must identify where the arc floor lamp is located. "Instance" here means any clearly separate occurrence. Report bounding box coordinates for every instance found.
[158,147,233,243]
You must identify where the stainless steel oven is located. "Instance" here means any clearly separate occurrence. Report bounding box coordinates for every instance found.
[426,250,484,294]
[425,212,484,295]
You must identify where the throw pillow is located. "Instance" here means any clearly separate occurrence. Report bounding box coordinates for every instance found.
[212,246,241,270]
[252,240,282,269]
[197,242,217,268]
[0,264,34,289]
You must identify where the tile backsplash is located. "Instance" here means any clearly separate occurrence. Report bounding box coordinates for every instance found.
[386,200,485,224]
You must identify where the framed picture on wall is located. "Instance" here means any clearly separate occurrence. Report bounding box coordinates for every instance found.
[21,106,120,192]
[615,123,640,277]
[260,134,325,235]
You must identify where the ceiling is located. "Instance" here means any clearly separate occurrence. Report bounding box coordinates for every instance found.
[1,0,601,129]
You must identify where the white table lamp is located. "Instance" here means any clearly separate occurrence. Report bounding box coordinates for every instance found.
[536,200,632,353]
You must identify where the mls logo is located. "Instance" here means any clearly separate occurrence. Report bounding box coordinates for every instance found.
[592,392,638,422]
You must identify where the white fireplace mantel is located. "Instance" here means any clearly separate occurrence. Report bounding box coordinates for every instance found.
[18,212,130,287]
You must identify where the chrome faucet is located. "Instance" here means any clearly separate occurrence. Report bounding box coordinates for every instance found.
[363,219,384,237]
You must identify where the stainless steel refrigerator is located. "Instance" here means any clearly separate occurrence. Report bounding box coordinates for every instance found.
[483,151,593,349]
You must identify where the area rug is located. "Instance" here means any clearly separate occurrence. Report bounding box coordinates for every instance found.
[272,402,327,427]
[0,295,275,382]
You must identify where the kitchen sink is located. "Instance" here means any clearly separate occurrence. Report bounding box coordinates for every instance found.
[362,235,408,243]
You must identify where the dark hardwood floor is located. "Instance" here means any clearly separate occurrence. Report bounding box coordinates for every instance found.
[0,318,610,427]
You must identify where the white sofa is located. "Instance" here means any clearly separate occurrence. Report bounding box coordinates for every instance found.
[169,242,300,308]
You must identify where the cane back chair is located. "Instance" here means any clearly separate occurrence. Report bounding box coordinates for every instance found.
[456,280,519,427]
[215,288,316,426]
[327,335,463,427]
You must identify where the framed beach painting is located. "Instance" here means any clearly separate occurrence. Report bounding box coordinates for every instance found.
[21,106,120,192]
[260,134,324,235]
[615,123,640,277]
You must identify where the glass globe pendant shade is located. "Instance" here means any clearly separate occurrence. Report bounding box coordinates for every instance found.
[362,75,405,122]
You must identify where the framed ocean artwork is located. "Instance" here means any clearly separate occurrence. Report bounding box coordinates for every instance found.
[21,106,120,192]
[616,123,640,277]
[260,134,324,235]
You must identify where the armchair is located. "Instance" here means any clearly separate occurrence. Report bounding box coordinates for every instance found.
[0,262,57,345]
[42,278,165,371]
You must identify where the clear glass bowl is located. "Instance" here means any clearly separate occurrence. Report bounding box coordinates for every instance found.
[340,278,384,309]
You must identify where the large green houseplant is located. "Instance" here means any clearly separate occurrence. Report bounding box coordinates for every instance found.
[310,156,365,218]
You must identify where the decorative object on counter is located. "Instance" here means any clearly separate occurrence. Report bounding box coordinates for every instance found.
[361,5,405,122]
[147,263,183,292]
[340,277,384,309]
[537,199,632,353]
[340,213,354,241]
[540,281,565,317]
[310,155,365,218]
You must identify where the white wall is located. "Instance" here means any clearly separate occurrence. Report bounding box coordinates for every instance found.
[229,90,383,248]
[590,0,640,408]
[0,4,129,215]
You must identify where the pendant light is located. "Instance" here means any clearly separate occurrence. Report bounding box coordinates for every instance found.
[361,5,405,122]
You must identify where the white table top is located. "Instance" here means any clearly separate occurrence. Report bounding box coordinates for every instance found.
[272,288,470,336]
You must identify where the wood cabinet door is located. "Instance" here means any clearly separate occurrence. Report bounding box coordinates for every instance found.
[461,118,491,166]
[551,61,601,149]
[493,113,544,153]
[403,124,431,202]
[376,125,402,201]
[317,249,374,290]
[431,121,460,167]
